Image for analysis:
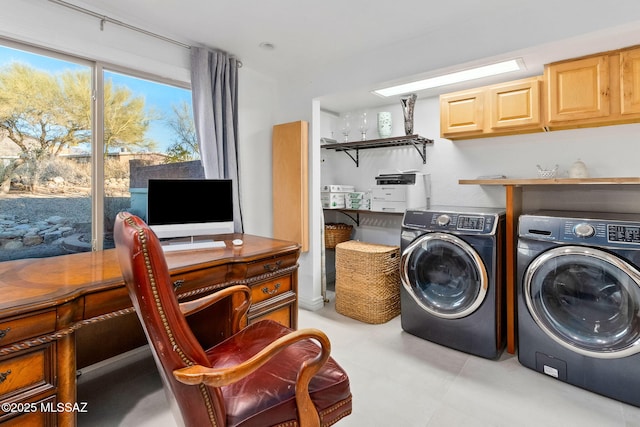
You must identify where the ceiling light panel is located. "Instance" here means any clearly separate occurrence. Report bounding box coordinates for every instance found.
[374,59,524,97]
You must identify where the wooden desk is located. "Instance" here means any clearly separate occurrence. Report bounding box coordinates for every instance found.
[459,177,640,354]
[0,234,300,426]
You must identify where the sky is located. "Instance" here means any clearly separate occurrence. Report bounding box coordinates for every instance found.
[0,44,192,152]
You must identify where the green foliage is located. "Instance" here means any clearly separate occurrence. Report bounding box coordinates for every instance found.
[164,100,199,162]
[103,77,158,153]
[0,63,154,191]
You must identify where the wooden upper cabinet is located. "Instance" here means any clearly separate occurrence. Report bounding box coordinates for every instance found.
[621,46,640,115]
[440,45,640,138]
[544,45,640,129]
[440,77,542,139]
[545,54,610,124]
[489,78,541,129]
[440,89,484,137]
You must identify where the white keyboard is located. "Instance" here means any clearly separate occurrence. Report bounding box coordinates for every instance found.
[161,240,227,252]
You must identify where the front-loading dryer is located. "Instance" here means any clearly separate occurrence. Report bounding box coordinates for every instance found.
[517,210,640,407]
[400,206,506,359]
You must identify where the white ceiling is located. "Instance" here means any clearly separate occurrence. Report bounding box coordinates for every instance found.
[70,0,640,112]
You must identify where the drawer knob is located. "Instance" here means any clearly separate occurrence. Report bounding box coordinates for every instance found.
[262,283,281,295]
[264,261,282,272]
[173,279,185,290]
[0,370,11,384]
[0,327,10,340]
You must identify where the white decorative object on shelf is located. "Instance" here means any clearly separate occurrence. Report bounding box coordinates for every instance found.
[358,112,369,140]
[340,112,352,142]
[400,93,417,135]
[377,112,392,138]
[536,164,559,178]
[569,159,589,178]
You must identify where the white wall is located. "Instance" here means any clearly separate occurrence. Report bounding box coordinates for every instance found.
[236,68,278,237]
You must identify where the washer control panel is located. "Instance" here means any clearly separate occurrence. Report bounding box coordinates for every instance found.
[403,209,502,235]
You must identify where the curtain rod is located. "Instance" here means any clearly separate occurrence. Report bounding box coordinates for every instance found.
[48,0,192,49]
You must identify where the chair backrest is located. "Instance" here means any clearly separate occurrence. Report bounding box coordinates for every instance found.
[114,212,225,427]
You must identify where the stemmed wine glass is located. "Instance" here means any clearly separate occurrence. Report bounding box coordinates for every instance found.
[358,112,369,140]
[340,112,352,143]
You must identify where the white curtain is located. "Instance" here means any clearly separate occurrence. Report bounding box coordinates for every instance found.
[190,46,243,232]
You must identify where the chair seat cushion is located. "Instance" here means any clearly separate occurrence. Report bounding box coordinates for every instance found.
[206,320,352,427]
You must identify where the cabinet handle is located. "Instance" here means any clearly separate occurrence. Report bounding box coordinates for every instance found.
[263,261,282,272]
[0,327,10,340]
[173,279,185,290]
[0,370,11,384]
[262,283,281,295]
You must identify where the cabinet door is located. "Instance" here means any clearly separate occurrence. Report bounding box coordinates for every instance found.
[272,121,309,252]
[546,55,610,123]
[620,47,640,115]
[489,78,541,129]
[440,90,484,137]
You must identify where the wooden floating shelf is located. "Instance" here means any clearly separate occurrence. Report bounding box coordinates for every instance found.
[459,177,640,186]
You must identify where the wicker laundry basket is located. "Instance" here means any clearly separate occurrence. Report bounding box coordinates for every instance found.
[335,240,401,324]
[324,223,353,249]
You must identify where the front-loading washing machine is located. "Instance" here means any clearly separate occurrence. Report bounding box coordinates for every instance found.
[400,206,506,359]
[517,210,640,407]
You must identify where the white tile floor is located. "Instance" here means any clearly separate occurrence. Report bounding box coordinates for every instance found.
[77,292,640,426]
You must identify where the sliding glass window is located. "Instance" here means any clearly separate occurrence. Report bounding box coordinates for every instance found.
[100,69,196,249]
[0,41,197,261]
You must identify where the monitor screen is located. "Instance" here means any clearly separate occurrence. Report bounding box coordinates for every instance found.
[147,179,234,238]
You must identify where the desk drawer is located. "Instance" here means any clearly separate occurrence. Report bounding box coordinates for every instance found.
[0,344,55,402]
[249,305,292,327]
[245,253,298,278]
[0,311,56,347]
[84,287,131,318]
[173,265,228,300]
[250,275,292,305]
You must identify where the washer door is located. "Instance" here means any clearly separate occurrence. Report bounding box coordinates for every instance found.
[401,232,488,319]
[524,246,640,358]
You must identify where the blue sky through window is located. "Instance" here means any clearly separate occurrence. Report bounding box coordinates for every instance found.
[0,45,192,152]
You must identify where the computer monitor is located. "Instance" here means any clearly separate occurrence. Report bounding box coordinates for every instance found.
[146,178,234,239]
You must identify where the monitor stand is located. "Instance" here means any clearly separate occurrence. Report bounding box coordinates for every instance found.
[160,236,227,252]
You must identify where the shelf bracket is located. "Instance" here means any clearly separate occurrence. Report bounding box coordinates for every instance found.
[407,139,428,164]
[338,210,360,226]
[341,149,359,166]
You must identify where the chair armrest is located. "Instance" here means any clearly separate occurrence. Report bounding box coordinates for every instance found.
[174,327,331,427]
[179,284,251,333]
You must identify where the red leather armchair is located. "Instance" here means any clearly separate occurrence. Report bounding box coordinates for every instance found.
[114,212,352,427]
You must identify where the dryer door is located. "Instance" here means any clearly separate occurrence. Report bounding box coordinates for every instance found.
[401,232,488,319]
[524,246,640,358]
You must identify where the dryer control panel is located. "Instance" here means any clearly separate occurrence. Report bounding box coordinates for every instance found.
[519,211,640,247]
